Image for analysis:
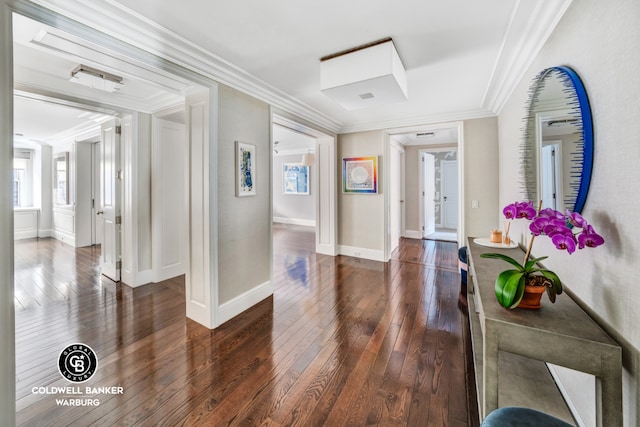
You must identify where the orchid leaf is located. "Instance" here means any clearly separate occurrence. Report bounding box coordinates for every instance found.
[481,253,525,272]
[508,276,527,309]
[494,269,524,308]
[545,285,556,303]
[539,269,563,295]
[524,256,548,272]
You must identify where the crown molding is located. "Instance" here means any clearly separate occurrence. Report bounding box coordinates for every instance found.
[482,0,573,114]
[339,108,495,135]
[21,0,343,133]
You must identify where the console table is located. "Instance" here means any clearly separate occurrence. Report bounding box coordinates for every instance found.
[466,237,622,427]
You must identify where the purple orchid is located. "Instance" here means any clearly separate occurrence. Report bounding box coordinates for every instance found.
[529,216,567,236]
[566,210,589,228]
[578,225,605,249]
[502,201,605,256]
[552,233,577,254]
[504,201,537,220]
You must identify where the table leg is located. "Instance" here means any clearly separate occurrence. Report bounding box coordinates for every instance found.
[483,321,499,418]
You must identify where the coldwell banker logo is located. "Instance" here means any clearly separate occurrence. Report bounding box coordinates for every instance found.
[58,343,98,383]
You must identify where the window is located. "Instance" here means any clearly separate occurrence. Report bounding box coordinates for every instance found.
[13,150,32,208]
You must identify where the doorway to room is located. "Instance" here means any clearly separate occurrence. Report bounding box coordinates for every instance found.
[386,123,462,252]
[421,148,458,242]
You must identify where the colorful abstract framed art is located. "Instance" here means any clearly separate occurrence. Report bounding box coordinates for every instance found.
[342,156,378,194]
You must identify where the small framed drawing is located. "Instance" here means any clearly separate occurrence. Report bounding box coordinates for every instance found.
[235,141,256,197]
[343,156,378,194]
[283,163,309,195]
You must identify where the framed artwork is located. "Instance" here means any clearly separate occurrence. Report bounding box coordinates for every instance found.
[342,156,378,193]
[283,163,309,195]
[235,141,256,197]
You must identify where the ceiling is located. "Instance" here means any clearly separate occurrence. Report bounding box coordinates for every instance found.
[12,0,571,146]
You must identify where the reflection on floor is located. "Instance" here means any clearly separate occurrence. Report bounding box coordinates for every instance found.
[14,227,475,426]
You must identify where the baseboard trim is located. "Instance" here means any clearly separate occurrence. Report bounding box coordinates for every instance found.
[404,230,422,239]
[273,217,316,227]
[218,280,273,326]
[122,269,154,288]
[338,245,385,262]
[14,230,38,240]
[38,229,53,238]
[53,230,75,247]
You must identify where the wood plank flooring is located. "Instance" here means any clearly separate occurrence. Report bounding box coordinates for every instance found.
[14,225,477,426]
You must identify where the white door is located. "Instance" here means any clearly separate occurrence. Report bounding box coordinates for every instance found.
[541,143,560,210]
[389,144,402,253]
[442,160,458,229]
[99,119,121,282]
[422,153,436,237]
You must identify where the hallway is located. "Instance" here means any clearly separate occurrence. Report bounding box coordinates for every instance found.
[15,226,474,426]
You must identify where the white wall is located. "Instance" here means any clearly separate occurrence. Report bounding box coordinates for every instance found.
[497,0,640,425]
[464,117,500,237]
[52,143,75,246]
[272,153,316,226]
[340,118,498,254]
[75,141,93,247]
[217,85,272,306]
[337,130,385,261]
[152,117,186,281]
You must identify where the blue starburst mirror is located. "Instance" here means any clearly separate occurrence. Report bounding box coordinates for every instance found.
[520,66,594,214]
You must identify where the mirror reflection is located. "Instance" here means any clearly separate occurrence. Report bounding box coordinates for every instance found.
[520,66,593,214]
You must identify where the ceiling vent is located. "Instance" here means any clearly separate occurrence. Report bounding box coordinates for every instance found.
[69,64,123,92]
[320,38,407,110]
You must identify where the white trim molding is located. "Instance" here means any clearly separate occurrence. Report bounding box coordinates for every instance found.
[26,0,343,133]
[338,245,386,262]
[273,217,316,228]
[404,230,422,240]
[218,280,273,326]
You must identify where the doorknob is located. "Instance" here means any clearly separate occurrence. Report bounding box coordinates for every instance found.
[444,196,448,201]
[96,211,104,215]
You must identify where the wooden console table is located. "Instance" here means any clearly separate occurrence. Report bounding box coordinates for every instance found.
[466,237,622,427]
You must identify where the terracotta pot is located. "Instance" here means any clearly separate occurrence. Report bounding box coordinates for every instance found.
[518,276,551,310]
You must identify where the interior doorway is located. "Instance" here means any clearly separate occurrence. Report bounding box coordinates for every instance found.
[385,123,462,253]
[272,114,337,257]
[421,148,458,242]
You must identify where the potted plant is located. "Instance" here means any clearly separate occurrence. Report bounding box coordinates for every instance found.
[481,201,605,309]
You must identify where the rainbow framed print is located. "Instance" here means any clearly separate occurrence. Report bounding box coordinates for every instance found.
[342,156,378,193]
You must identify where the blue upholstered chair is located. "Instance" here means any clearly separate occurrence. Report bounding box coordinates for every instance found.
[481,407,573,427]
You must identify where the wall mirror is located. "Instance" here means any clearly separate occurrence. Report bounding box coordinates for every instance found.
[54,152,69,205]
[520,66,593,214]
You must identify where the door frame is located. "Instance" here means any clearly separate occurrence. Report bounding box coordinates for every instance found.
[384,121,464,260]
[440,158,459,230]
[272,114,337,257]
[389,138,405,254]
[421,151,436,238]
[420,148,458,234]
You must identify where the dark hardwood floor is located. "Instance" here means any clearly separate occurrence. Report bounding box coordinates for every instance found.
[14,225,477,426]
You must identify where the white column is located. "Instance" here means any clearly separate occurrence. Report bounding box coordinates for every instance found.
[315,136,337,256]
[185,86,219,328]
